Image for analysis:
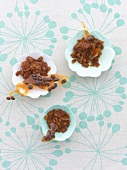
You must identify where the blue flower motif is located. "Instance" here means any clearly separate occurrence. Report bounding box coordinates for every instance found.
[14,0,40,13]
[64,120,127,169]
[90,0,121,10]
[63,70,127,121]
[0,123,63,169]
[0,10,57,65]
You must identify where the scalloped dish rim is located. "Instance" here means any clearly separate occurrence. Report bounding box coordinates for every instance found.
[65,30,115,77]
[12,51,57,98]
[40,104,76,141]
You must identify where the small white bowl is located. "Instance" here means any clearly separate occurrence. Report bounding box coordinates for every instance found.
[65,30,115,77]
[12,51,57,98]
[40,105,76,141]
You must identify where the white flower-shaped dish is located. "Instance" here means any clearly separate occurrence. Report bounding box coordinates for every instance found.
[12,51,57,98]
[41,105,76,141]
[65,30,115,77]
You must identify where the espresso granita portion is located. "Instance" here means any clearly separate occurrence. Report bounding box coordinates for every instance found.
[16,56,51,79]
[42,109,70,142]
[6,55,68,99]
[71,35,104,68]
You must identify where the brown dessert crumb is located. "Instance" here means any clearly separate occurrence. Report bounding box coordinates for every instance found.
[51,83,57,90]
[6,96,15,100]
[28,84,33,89]
[51,74,55,79]
[61,79,66,84]
[16,56,51,79]
[42,123,56,142]
[48,87,52,92]
[44,109,70,133]
[46,78,52,81]
[6,97,11,100]
[72,59,76,64]
[53,77,59,81]
[11,96,15,100]
[71,35,104,68]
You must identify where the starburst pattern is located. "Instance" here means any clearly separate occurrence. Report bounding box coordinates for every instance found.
[0,123,63,170]
[0,66,45,126]
[63,70,127,121]
[83,0,121,11]
[14,0,41,12]
[64,120,127,169]
[0,9,57,65]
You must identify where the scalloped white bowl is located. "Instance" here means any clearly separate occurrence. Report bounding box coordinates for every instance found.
[12,51,57,98]
[65,30,115,77]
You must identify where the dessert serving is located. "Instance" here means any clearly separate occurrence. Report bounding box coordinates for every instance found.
[41,105,76,141]
[10,51,68,98]
[42,109,70,142]
[16,56,51,79]
[71,35,104,68]
[65,22,115,77]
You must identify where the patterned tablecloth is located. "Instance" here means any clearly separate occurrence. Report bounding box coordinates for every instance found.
[0,0,127,170]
